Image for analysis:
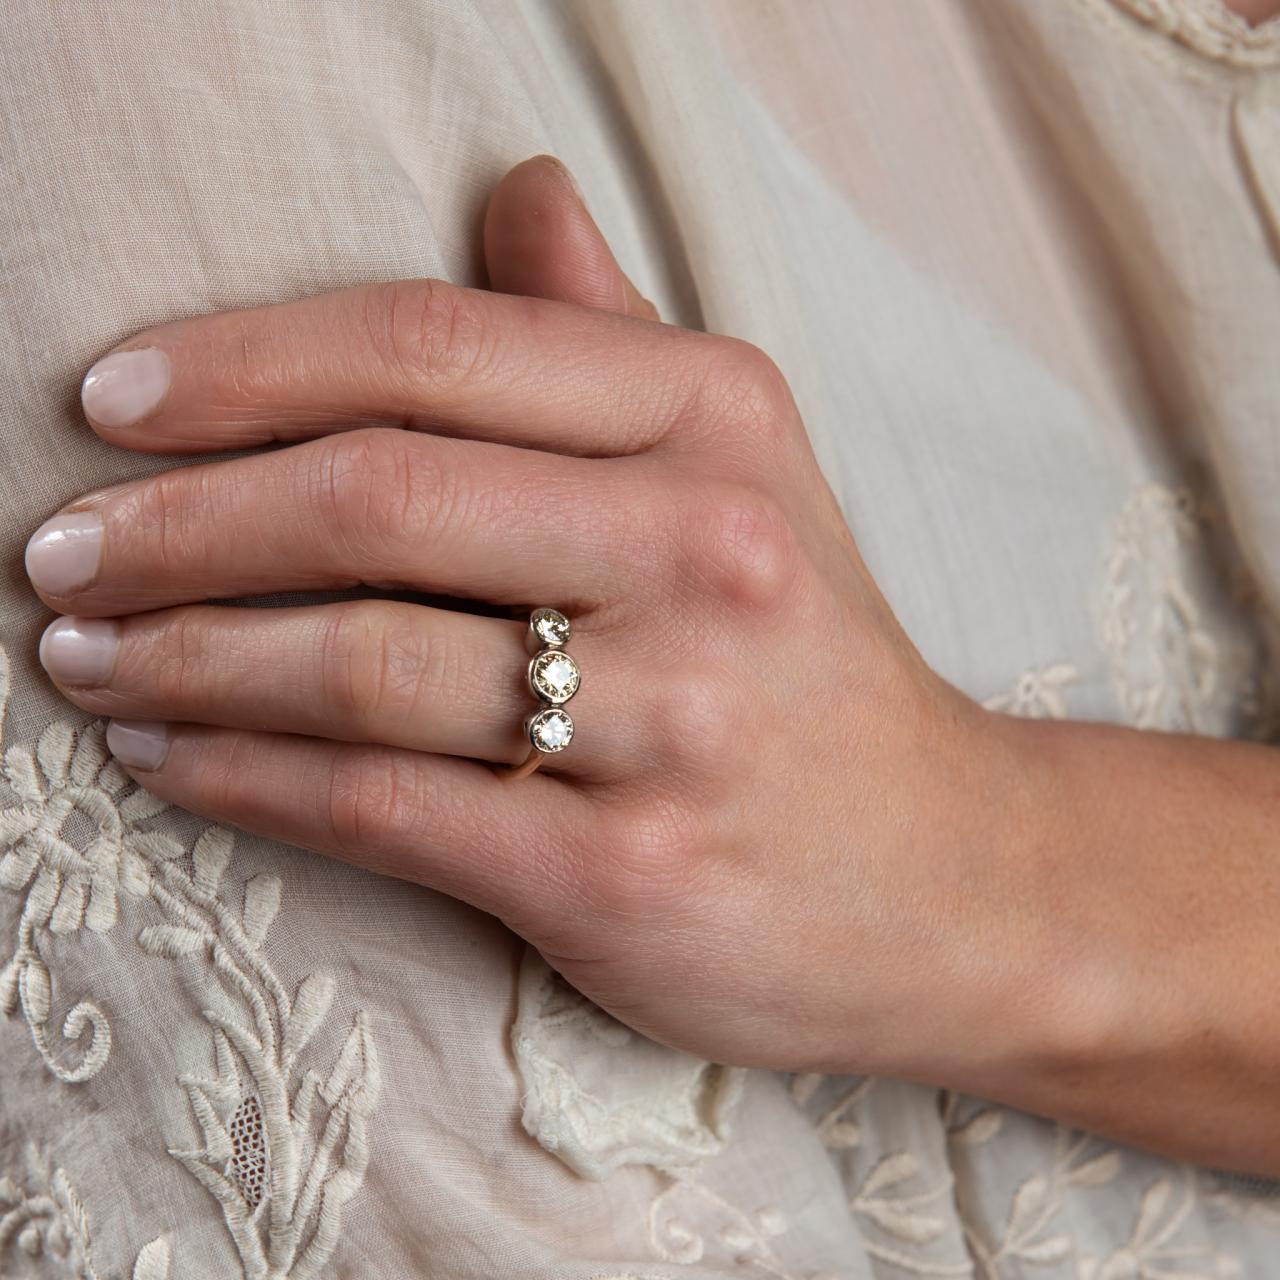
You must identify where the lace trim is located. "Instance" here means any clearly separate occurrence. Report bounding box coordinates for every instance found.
[1107,0,1280,67]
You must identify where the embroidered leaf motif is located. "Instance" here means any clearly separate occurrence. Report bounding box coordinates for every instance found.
[1132,1178,1173,1246]
[789,1072,823,1105]
[133,1237,172,1280]
[29,866,61,926]
[1067,1151,1122,1187]
[69,726,109,787]
[3,743,42,801]
[118,785,168,824]
[857,1198,945,1243]
[824,1121,860,1150]
[1006,1174,1050,1239]
[861,1152,919,1198]
[185,1082,234,1162]
[950,1108,1003,1145]
[192,826,234,895]
[130,829,186,861]
[85,871,119,932]
[19,956,51,1024]
[36,721,75,787]
[0,960,20,1017]
[242,873,281,945]
[49,876,87,935]
[1016,1233,1071,1264]
[138,925,208,958]
[284,972,335,1062]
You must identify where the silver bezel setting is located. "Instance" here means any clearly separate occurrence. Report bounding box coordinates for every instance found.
[526,707,574,753]
[529,607,571,650]
[527,647,581,705]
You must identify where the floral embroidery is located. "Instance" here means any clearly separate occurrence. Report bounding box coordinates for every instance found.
[789,1072,872,1151]
[983,664,1080,720]
[1077,1169,1240,1279]
[511,947,745,1180]
[0,1142,169,1278]
[959,1125,1125,1276]
[0,640,381,1277]
[648,1175,838,1280]
[0,637,138,1082]
[1099,484,1266,737]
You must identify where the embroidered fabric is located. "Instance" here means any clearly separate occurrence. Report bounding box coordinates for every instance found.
[1108,0,1280,65]
[511,949,747,1180]
[3,0,1280,1276]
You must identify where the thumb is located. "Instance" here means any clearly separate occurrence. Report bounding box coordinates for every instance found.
[483,154,659,320]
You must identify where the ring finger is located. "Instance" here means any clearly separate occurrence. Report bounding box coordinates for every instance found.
[38,599,629,781]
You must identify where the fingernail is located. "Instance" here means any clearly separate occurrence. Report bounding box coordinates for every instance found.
[106,720,170,771]
[25,512,103,598]
[81,348,171,427]
[546,155,587,205]
[39,617,121,687]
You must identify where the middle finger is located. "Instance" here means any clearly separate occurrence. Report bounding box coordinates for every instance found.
[25,426,659,617]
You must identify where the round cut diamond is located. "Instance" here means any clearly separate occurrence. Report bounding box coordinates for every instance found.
[531,608,571,648]
[529,708,573,752]
[529,649,580,704]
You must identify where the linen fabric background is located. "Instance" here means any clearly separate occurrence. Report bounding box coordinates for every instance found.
[2,1,1279,1276]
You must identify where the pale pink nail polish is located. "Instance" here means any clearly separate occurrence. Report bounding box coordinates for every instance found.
[81,348,171,427]
[25,512,103,598]
[39,616,121,686]
[106,720,170,771]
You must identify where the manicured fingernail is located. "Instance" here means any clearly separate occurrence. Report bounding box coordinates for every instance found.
[25,512,103,598]
[106,720,170,771]
[81,348,171,427]
[39,617,121,687]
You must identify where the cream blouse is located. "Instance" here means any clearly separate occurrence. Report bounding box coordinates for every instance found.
[1,1,1278,1276]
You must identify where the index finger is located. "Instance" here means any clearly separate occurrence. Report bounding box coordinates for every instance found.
[79,278,722,458]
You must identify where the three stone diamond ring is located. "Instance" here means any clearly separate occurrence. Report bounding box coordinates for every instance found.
[497,607,580,781]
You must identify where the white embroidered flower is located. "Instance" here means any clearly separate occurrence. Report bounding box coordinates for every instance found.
[983,664,1079,719]
[0,718,179,937]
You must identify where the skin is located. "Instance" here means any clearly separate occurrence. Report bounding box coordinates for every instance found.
[24,156,1280,1177]
[1224,0,1280,22]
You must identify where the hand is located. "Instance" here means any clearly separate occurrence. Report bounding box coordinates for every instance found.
[24,156,1028,1080]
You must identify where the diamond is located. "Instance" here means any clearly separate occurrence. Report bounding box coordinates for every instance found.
[531,608,571,648]
[529,708,573,752]
[529,649,581,704]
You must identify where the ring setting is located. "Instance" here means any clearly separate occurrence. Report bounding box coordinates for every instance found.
[498,607,579,779]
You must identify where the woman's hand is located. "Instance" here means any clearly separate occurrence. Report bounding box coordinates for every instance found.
[23,156,1020,1083]
[29,158,1280,1181]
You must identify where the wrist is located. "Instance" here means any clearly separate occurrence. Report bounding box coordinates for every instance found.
[876,701,1134,1097]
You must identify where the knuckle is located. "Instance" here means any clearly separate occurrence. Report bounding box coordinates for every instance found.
[129,467,212,576]
[317,601,458,736]
[149,608,207,705]
[316,601,387,735]
[587,798,707,920]
[314,427,454,556]
[325,742,417,855]
[695,336,798,439]
[649,665,744,780]
[670,484,802,617]
[368,278,497,394]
